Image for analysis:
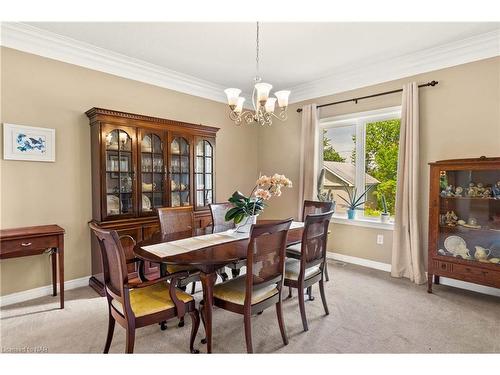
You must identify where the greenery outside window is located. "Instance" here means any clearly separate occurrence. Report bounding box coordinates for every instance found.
[319,106,401,221]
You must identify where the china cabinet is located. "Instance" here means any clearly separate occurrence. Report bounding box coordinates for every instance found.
[427,157,500,293]
[87,108,219,295]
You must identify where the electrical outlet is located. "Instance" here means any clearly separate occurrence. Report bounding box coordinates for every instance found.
[376,234,384,245]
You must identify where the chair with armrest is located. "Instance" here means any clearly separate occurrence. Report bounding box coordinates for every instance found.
[197,218,293,353]
[89,222,200,354]
[209,202,247,278]
[284,210,334,332]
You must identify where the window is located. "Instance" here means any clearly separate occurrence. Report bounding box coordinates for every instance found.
[319,106,401,220]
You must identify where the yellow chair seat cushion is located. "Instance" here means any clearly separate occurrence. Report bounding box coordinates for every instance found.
[166,264,198,274]
[213,276,278,305]
[112,282,193,317]
[285,258,321,281]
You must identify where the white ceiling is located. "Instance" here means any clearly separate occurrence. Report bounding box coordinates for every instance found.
[26,22,499,95]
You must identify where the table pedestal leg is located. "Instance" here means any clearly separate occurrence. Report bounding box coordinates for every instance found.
[199,271,217,353]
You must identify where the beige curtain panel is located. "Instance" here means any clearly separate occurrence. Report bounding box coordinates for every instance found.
[391,82,426,284]
[298,104,319,219]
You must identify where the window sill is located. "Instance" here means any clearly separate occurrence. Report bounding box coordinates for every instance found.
[331,214,395,230]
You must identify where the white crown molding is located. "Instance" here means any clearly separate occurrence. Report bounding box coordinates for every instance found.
[289,28,500,104]
[0,22,228,104]
[1,23,499,107]
[0,276,89,307]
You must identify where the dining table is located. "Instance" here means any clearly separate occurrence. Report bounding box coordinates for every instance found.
[134,220,304,353]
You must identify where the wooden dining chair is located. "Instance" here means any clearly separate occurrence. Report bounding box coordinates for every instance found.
[288,200,335,292]
[284,210,334,332]
[89,223,200,354]
[157,206,202,328]
[157,206,201,291]
[209,202,247,278]
[198,218,293,353]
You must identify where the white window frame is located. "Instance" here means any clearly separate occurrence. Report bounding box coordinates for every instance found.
[319,106,401,230]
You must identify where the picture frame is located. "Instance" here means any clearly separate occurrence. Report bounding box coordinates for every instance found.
[3,123,56,162]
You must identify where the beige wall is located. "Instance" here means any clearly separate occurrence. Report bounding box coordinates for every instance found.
[0,47,259,295]
[1,47,499,296]
[259,57,500,264]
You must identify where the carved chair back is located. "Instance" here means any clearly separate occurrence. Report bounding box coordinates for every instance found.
[300,211,334,271]
[244,219,293,306]
[89,223,129,306]
[158,206,194,235]
[209,202,235,230]
[302,200,335,221]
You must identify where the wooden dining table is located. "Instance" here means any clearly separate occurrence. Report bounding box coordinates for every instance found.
[134,220,303,353]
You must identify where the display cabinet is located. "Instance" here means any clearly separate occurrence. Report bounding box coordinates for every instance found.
[87,108,219,295]
[427,157,500,293]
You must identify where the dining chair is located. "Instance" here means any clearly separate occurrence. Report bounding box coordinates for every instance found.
[288,200,335,298]
[89,223,200,354]
[157,206,201,290]
[209,202,247,278]
[284,210,334,332]
[198,218,293,353]
[157,206,202,328]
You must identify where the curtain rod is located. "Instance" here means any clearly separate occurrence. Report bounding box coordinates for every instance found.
[296,80,438,113]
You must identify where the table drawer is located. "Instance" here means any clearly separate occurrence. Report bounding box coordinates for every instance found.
[1,235,58,257]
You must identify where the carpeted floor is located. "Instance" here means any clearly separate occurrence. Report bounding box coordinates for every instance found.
[1,261,499,353]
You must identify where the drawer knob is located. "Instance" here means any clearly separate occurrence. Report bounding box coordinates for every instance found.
[21,242,32,247]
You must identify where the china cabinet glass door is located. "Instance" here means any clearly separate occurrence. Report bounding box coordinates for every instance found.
[195,138,214,208]
[104,128,135,217]
[139,131,166,214]
[169,136,191,207]
[438,168,500,266]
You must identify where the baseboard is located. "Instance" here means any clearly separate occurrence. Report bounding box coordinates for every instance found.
[326,252,500,298]
[0,276,90,307]
[437,277,500,298]
[326,252,392,272]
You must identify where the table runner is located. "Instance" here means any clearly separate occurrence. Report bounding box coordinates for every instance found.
[142,221,304,258]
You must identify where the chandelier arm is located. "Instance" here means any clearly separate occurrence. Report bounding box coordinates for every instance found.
[269,110,288,122]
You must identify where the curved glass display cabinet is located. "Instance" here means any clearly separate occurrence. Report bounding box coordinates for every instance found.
[428,157,500,293]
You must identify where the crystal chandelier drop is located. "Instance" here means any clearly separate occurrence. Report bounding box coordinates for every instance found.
[224,22,290,126]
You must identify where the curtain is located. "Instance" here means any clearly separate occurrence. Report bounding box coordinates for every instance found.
[391,82,426,284]
[298,104,320,219]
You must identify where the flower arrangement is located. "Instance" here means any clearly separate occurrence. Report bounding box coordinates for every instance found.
[225,173,292,225]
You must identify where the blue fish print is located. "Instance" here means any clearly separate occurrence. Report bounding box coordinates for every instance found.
[16,133,46,153]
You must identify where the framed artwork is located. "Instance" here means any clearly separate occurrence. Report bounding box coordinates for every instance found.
[3,123,56,162]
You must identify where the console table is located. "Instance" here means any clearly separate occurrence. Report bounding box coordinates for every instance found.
[0,225,65,308]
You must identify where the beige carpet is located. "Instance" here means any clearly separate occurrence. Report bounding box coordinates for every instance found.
[1,262,499,353]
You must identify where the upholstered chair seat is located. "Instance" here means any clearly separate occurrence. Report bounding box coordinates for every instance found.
[284,258,321,281]
[111,282,194,318]
[286,243,302,255]
[213,276,279,305]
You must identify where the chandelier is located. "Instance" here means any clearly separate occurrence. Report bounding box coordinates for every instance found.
[224,22,290,126]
